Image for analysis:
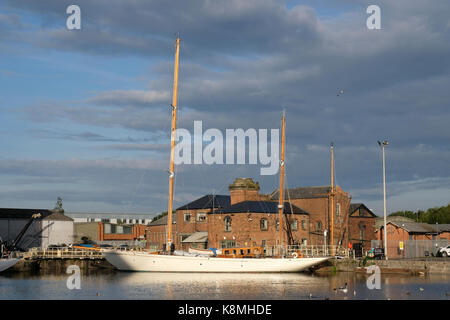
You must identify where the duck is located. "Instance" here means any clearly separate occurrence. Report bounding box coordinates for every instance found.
[338,283,348,294]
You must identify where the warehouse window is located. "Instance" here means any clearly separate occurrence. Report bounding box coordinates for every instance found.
[301,220,306,230]
[197,212,207,222]
[184,213,191,223]
[260,218,268,231]
[317,221,322,231]
[291,219,298,231]
[224,216,232,232]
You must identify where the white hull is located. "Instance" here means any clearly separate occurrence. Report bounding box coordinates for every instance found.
[103,250,329,273]
[0,258,20,272]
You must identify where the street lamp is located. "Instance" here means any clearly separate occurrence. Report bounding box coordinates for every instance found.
[378,140,389,260]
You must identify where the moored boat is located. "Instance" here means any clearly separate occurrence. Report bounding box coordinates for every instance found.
[103,36,331,272]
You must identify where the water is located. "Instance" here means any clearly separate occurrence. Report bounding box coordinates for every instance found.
[1,271,450,300]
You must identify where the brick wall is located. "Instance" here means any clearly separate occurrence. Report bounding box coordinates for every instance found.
[206,212,309,249]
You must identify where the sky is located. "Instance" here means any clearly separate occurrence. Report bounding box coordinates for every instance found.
[0,0,449,216]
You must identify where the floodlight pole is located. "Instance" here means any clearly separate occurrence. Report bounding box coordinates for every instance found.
[379,140,389,261]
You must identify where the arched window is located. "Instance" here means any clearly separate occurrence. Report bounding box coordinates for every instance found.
[224,216,232,232]
[291,219,298,231]
[260,218,268,231]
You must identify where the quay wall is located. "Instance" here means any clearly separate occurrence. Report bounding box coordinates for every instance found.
[8,258,114,273]
[316,258,450,275]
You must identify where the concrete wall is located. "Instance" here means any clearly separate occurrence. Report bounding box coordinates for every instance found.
[73,222,100,242]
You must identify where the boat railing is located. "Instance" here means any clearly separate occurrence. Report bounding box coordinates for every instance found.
[263,245,348,258]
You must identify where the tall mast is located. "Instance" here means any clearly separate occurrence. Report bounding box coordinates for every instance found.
[167,36,180,251]
[278,111,286,248]
[330,142,335,255]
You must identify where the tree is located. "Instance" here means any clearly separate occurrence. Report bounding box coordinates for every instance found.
[389,204,450,224]
[53,197,64,214]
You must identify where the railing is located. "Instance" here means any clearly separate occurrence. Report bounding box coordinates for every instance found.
[22,247,104,260]
[262,245,349,258]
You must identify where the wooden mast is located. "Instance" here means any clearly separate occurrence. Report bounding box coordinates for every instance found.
[167,36,180,251]
[278,111,286,249]
[330,142,335,255]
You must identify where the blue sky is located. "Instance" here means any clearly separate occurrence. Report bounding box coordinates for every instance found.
[0,0,449,216]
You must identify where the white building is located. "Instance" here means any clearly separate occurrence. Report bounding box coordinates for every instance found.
[67,212,153,225]
[0,208,74,250]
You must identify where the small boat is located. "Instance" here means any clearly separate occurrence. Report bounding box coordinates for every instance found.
[103,36,331,272]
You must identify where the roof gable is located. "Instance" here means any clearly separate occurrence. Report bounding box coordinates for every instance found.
[349,203,376,217]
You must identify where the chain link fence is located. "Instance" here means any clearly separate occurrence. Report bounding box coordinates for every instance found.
[371,239,450,259]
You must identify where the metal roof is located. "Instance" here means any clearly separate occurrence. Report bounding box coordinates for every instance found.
[181,232,208,243]
[148,213,177,226]
[0,208,72,221]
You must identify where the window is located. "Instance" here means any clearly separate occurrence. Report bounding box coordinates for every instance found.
[184,213,191,223]
[220,240,235,249]
[197,212,207,222]
[276,218,280,231]
[301,220,306,230]
[291,219,298,231]
[224,216,232,232]
[359,224,366,240]
[359,207,365,217]
[336,203,341,217]
[261,240,266,247]
[302,238,307,245]
[317,221,322,231]
[260,218,268,231]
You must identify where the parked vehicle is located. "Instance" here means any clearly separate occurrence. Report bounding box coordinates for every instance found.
[436,245,450,257]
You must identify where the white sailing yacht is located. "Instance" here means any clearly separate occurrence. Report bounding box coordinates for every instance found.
[103,37,330,272]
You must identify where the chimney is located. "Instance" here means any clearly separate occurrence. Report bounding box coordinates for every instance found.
[228,178,260,205]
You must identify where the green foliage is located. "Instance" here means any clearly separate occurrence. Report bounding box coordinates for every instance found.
[53,196,64,214]
[152,210,175,222]
[389,204,450,224]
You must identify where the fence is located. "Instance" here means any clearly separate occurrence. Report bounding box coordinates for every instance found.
[371,239,450,259]
[263,245,349,258]
[22,247,104,260]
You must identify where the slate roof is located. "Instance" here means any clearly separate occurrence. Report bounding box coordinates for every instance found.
[0,208,72,221]
[271,186,331,200]
[217,201,309,215]
[435,224,450,233]
[390,221,438,234]
[176,195,230,211]
[149,213,177,226]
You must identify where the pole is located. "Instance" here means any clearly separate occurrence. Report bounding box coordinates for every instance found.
[382,143,388,260]
[167,36,180,252]
[330,142,335,256]
[278,111,286,253]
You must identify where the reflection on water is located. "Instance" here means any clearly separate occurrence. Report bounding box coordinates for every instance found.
[1,271,450,300]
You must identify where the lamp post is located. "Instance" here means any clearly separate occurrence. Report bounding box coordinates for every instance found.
[378,140,389,260]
